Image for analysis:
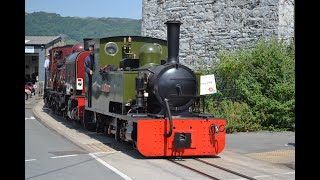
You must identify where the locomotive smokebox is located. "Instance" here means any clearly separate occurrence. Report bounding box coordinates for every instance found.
[165,21,182,64]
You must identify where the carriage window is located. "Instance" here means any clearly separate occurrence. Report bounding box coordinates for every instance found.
[54,50,62,60]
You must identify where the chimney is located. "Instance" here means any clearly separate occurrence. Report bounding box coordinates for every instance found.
[83,38,93,51]
[165,21,182,64]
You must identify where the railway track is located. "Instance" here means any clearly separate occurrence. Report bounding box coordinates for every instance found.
[168,158,257,180]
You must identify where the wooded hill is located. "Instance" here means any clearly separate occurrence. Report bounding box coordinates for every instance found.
[25,12,142,44]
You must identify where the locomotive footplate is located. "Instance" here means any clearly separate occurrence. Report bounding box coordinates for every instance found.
[173,132,191,148]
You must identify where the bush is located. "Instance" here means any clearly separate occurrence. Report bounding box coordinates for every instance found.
[210,99,261,133]
[199,37,295,132]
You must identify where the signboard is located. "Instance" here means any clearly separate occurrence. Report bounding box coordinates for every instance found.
[200,74,217,95]
[25,46,34,53]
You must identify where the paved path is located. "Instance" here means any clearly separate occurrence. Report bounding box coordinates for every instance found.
[225,131,295,169]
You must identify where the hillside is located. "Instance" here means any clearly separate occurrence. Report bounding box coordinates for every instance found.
[25,12,142,44]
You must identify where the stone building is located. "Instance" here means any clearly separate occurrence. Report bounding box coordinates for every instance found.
[142,0,294,69]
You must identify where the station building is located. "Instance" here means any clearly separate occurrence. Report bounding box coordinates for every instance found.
[25,36,65,89]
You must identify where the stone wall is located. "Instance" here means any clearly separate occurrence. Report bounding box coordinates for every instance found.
[142,0,294,69]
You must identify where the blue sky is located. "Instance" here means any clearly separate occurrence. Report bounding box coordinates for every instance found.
[25,0,143,20]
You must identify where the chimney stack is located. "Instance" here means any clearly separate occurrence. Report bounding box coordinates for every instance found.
[165,21,182,64]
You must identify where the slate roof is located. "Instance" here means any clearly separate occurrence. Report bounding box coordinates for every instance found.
[25,36,62,46]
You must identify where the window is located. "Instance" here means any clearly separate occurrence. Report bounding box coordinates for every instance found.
[104,42,118,56]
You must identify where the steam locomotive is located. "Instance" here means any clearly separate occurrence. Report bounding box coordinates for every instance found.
[44,20,226,157]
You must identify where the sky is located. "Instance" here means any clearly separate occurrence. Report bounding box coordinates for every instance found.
[25,0,143,20]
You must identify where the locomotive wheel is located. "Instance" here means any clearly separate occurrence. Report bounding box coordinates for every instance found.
[96,119,104,133]
[62,111,68,120]
[95,113,104,133]
[44,98,48,107]
[115,120,122,141]
[83,110,96,132]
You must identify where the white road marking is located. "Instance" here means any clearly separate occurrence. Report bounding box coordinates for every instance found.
[26,151,132,180]
[89,153,133,180]
[25,159,36,162]
[25,152,116,162]
[91,151,118,155]
[51,154,79,159]
[25,116,35,120]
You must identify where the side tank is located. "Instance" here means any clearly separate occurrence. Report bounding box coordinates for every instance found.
[86,36,168,114]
